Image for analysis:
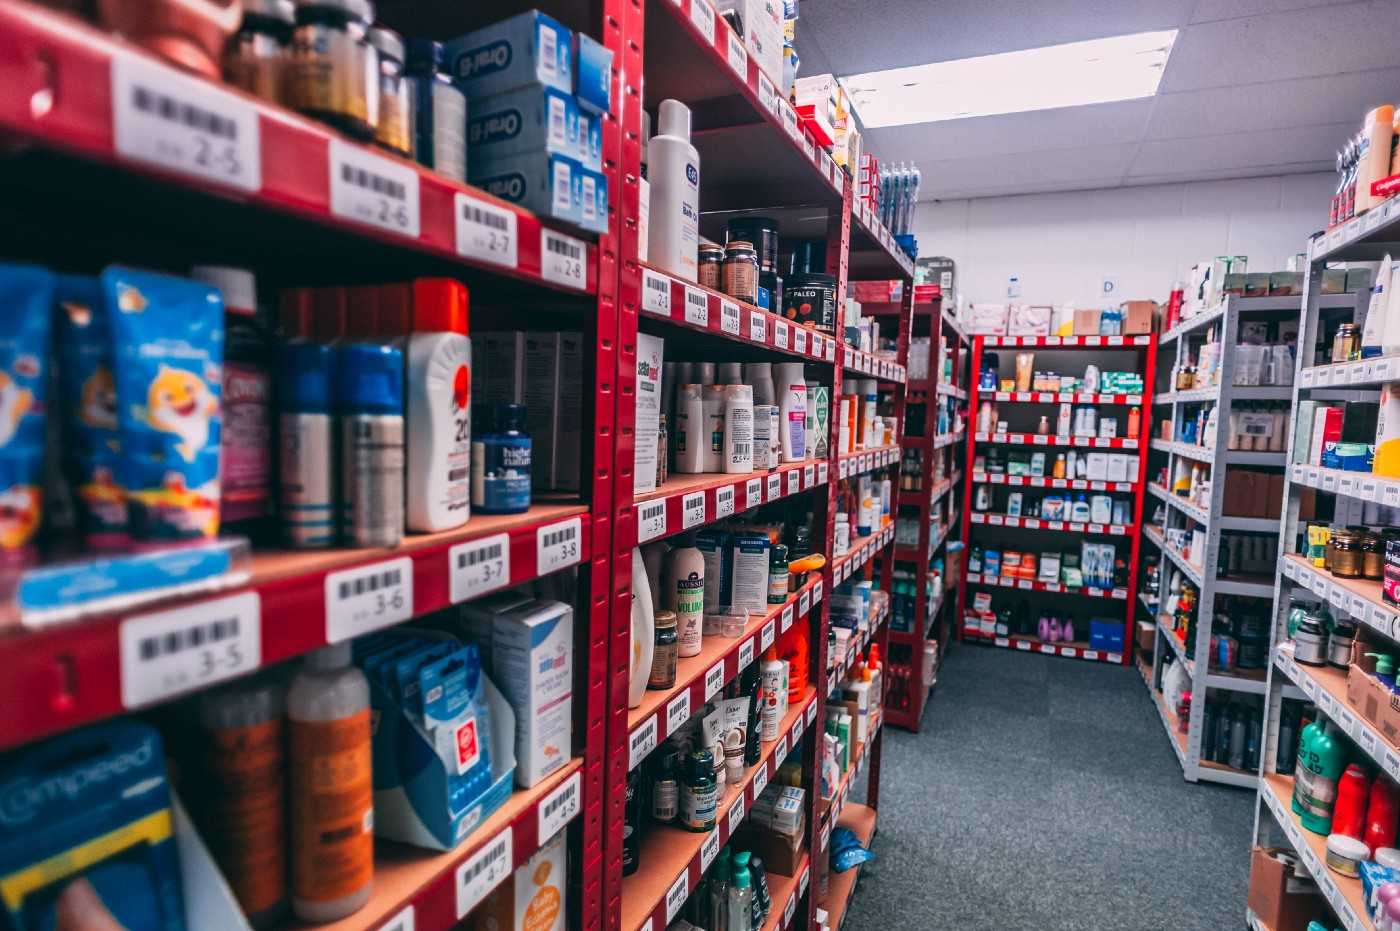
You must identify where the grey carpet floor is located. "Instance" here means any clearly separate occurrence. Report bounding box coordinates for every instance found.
[840,643,1254,931]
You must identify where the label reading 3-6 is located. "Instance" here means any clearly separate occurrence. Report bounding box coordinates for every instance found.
[325,557,413,643]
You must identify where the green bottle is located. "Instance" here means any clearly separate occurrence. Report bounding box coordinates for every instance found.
[1292,720,1347,834]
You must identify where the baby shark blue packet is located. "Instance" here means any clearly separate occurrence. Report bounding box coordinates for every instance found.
[102,267,224,542]
[0,265,53,557]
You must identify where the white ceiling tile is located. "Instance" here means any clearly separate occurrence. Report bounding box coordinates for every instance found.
[921,144,1139,200]
[862,99,1154,159]
[1127,122,1348,176]
[1188,0,1361,24]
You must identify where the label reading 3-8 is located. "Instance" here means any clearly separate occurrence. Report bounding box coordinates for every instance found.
[537,518,582,573]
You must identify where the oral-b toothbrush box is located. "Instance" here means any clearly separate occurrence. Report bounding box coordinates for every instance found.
[573,32,612,116]
[447,10,573,99]
[469,151,607,234]
[467,86,585,167]
[491,599,572,788]
[577,109,602,171]
[0,721,185,931]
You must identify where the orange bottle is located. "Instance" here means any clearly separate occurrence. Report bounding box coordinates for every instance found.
[1127,406,1142,440]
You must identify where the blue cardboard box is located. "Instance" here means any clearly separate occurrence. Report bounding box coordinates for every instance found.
[446,9,572,98]
[574,32,613,115]
[470,150,608,234]
[468,85,597,170]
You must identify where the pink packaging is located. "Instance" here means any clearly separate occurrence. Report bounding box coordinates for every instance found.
[968,303,1009,335]
[1008,304,1052,336]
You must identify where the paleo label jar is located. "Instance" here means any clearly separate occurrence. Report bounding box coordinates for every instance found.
[783,273,837,333]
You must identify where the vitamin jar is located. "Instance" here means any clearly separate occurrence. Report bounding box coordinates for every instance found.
[723,240,759,304]
[1385,530,1400,607]
[1364,529,1385,580]
[1327,527,1363,578]
[369,27,412,156]
[97,0,240,79]
[648,610,678,689]
[285,0,379,140]
[224,0,295,103]
[783,273,837,333]
[1333,323,1360,363]
[697,242,724,291]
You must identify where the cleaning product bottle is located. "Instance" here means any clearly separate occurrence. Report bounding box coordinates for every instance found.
[776,362,807,462]
[665,537,706,657]
[649,99,700,281]
[724,384,754,474]
[1332,764,1373,841]
[1293,720,1348,835]
[727,851,753,931]
[289,643,373,921]
[1365,777,1400,853]
[760,647,784,740]
[404,279,471,532]
[629,546,656,708]
[639,109,650,262]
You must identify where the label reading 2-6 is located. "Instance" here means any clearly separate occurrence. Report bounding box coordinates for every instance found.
[328,139,420,236]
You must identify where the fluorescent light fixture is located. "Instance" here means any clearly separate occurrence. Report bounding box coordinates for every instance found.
[841,30,1176,128]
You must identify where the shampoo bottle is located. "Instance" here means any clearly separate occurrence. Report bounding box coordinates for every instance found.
[629,546,656,708]
[1292,720,1347,835]
[724,384,754,473]
[665,539,706,657]
[675,384,706,473]
[745,362,778,469]
[760,647,784,740]
[703,384,726,472]
[649,99,700,281]
[1363,254,1394,358]
[404,279,472,532]
[776,362,807,462]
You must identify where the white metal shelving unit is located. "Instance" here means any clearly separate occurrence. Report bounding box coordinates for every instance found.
[1249,212,1395,931]
[1140,293,1306,789]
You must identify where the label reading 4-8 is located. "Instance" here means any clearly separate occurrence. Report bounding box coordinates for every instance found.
[120,591,261,709]
[325,557,414,643]
[328,139,420,237]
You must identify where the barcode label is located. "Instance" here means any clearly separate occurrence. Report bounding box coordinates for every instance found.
[803,464,815,487]
[728,795,746,834]
[450,533,510,604]
[803,136,815,160]
[537,517,582,573]
[750,313,767,343]
[774,732,788,767]
[781,104,800,140]
[455,195,517,268]
[538,770,581,842]
[667,691,691,733]
[767,474,782,500]
[781,604,795,632]
[455,831,512,918]
[542,230,587,289]
[630,716,657,769]
[684,287,709,326]
[715,485,735,518]
[818,462,829,484]
[637,500,667,542]
[547,94,567,147]
[774,322,789,350]
[112,53,260,191]
[738,637,755,670]
[726,28,747,75]
[793,327,807,355]
[799,865,810,897]
[666,871,690,924]
[752,760,769,796]
[799,590,811,615]
[689,0,715,43]
[787,469,800,495]
[826,338,836,362]
[705,661,725,700]
[758,72,777,113]
[700,827,722,871]
[806,698,818,726]
[720,299,741,335]
[745,478,763,508]
[382,905,415,931]
[642,269,673,316]
[329,139,420,236]
[761,619,776,650]
[120,592,261,708]
[325,557,414,642]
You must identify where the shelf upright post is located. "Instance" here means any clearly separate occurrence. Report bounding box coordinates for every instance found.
[956,334,985,644]
[1122,335,1159,668]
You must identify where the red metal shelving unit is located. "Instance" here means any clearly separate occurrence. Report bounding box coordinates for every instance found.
[956,333,1158,668]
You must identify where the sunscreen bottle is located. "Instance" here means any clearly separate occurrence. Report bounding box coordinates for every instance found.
[403,279,471,532]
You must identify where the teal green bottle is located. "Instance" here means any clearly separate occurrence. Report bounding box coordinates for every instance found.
[1292,720,1347,834]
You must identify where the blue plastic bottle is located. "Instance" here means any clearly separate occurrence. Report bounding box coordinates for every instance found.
[472,402,531,514]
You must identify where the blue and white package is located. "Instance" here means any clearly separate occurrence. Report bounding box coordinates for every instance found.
[467,85,586,166]
[470,150,608,234]
[0,721,185,931]
[573,32,612,116]
[577,108,602,171]
[446,9,572,98]
[104,267,224,542]
[0,264,53,555]
[420,645,495,811]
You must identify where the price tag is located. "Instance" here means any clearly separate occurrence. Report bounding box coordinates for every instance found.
[799,590,811,616]
[755,69,779,114]
[120,591,261,709]
[684,287,709,327]
[988,515,1004,525]
[541,230,588,290]
[698,827,722,874]
[752,760,769,797]
[1360,727,1379,759]
[750,312,768,343]
[787,469,800,495]
[1386,483,1400,508]
[666,691,692,735]
[538,517,583,573]
[641,269,672,316]
[1018,580,1032,590]
[455,831,512,918]
[538,770,581,842]
[705,660,726,701]
[781,603,795,633]
[111,53,261,192]
[761,619,776,651]
[781,104,800,140]
[714,485,736,519]
[813,579,823,604]
[449,533,511,604]
[688,0,715,42]
[325,557,413,642]
[629,716,657,769]
[329,139,420,237]
[783,892,797,926]
[725,27,747,75]
[793,327,808,355]
[665,871,690,924]
[738,637,755,670]
[637,499,667,543]
[455,194,517,268]
[383,905,415,931]
[1040,644,1055,654]
[745,477,763,508]
[803,464,816,489]
[1322,471,1338,492]
[839,458,849,479]
[767,474,782,501]
[1386,749,1400,782]
[681,491,707,530]
[826,338,836,362]
[728,795,747,835]
[774,732,788,768]
[803,136,815,161]
[719,299,741,335]
[774,322,790,350]
[799,865,811,899]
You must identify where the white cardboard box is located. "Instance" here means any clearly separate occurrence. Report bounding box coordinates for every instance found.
[492,600,573,788]
[634,332,665,493]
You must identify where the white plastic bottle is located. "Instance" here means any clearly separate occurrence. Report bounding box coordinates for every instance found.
[1385,261,1400,358]
[649,99,700,281]
[859,379,877,449]
[638,109,651,264]
[405,280,472,532]
[675,384,705,473]
[760,647,784,740]
[289,643,373,922]
[1362,254,1393,358]
[776,362,807,462]
[744,363,778,469]
[665,539,706,657]
[724,384,754,473]
[702,385,726,472]
[629,546,656,708]
[719,362,744,385]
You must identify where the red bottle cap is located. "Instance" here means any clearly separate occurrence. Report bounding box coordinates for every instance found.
[411,278,470,334]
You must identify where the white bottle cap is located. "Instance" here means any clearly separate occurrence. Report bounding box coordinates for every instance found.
[305,641,353,670]
[191,265,257,315]
[658,99,691,141]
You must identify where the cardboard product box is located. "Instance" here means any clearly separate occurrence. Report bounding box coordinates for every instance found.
[716,0,783,89]
[1072,307,1102,335]
[1119,300,1156,335]
[633,332,664,493]
[969,303,1008,335]
[470,150,607,232]
[1135,620,1155,653]
[475,331,526,405]
[735,823,805,876]
[467,85,590,168]
[916,256,955,295]
[1247,847,1330,931]
[523,332,584,491]
[1307,405,1344,466]
[573,32,612,116]
[1008,304,1052,336]
[1223,470,1263,518]
[446,10,574,98]
[473,829,567,931]
[1269,272,1304,296]
[492,600,574,788]
[1347,635,1400,745]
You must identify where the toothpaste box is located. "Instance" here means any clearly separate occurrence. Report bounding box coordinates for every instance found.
[574,31,612,116]
[447,9,573,98]
[469,150,607,233]
[491,599,573,788]
[467,85,588,167]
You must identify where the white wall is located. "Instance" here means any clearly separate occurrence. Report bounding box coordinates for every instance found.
[916,173,1335,308]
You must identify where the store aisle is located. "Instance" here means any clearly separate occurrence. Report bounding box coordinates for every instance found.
[843,645,1253,931]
